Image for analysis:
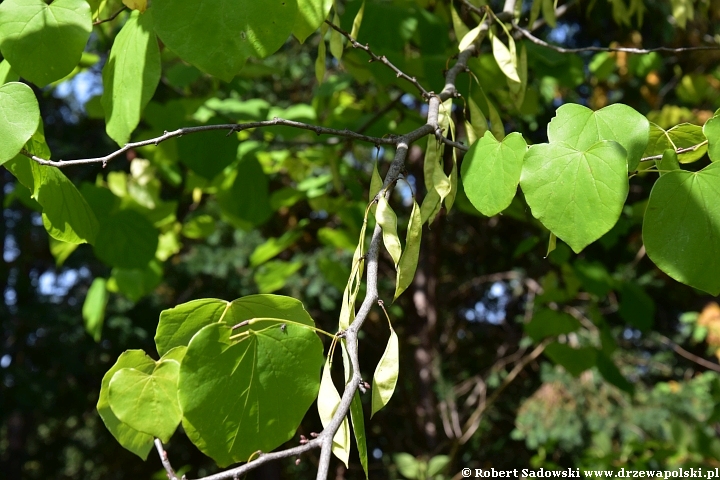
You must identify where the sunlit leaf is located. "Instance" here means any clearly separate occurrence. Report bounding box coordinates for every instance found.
[293,0,332,43]
[318,357,350,467]
[375,196,402,266]
[461,131,527,216]
[520,140,628,253]
[0,82,40,165]
[703,115,720,162]
[0,0,92,86]
[371,318,399,417]
[667,123,708,164]
[491,33,520,83]
[83,278,108,342]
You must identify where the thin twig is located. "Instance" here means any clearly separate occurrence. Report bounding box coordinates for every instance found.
[324,20,432,99]
[514,23,720,54]
[93,6,128,25]
[154,439,179,480]
[659,335,720,373]
[639,140,708,162]
[21,118,395,168]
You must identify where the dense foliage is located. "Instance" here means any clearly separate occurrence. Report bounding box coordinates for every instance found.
[2,0,720,478]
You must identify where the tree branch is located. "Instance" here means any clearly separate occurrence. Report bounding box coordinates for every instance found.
[324,20,432,100]
[659,335,720,373]
[154,439,179,480]
[513,23,720,54]
[92,6,128,25]
[21,119,396,168]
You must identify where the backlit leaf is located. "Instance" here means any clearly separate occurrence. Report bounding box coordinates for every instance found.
[520,140,628,253]
[643,162,720,295]
[375,196,402,266]
[371,318,399,417]
[0,82,40,165]
[109,358,182,442]
[703,115,720,162]
[394,199,422,300]
[318,357,350,467]
[179,321,323,466]
[491,34,520,83]
[293,0,332,43]
[461,131,527,216]
[97,350,155,459]
[83,278,108,342]
[102,10,160,146]
[548,103,649,172]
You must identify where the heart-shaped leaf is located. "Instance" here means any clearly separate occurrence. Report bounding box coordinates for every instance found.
[178,321,323,467]
[0,0,92,86]
[152,0,298,81]
[667,123,708,164]
[0,82,40,165]
[520,140,628,253]
[548,103,649,171]
[155,294,315,357]
[643,161,720,295]
[96,350,155,459]
[109,358,182,442]
[461,131,527,216]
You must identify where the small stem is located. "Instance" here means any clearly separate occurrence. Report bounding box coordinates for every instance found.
[229,318,337,340]
[154,439,179,480]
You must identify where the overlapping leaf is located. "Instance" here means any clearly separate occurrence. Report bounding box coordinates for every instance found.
[293,0,332,43]
[643,162,720,295]
[0,0,92,86]
[461,131,526,216]
[179,320,323,467]
[0,82,40,165]
[547,103,649,171]
[520,140,628,253]
[318,357,350,467]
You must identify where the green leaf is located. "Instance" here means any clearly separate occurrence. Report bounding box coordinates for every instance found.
[428,455,451,476]
[0,59,19,85]
[152,0,299,81]
[394,199,422,300]
[49,237,78,266]
[458,24,482,52]
[0,0,91,86]
[487,95,504,140]
[520,140,629,253]
[508,43,527,109]
[657,148,679,176]
[529,0,542,27]
[617,283,655,332]
[375,196,402,266]
[394,453,420,480]
[293,0,332,43]
[109,358,182,442]
[450,2,469,45]
[547,103,649,172]
[350,392,369,480]
[178,321,323,467]
[543,343,596,377]
[97,350,155,459]
[596,351,634,394]
[155,294,315,357]
[177,128,239,179]
[108,260,162,302]
[83,278,108,342]
[667,123,708,164]
[524,309,581,341]
[250,220,307,266]
[316,26,327,83]
[181,214,216,239]
[0,82,39,165]
[643,162,720,295]
[461,131,526,216]
[350,0,365,38]
[643,122,673,158]
[102,10,161,146]
[467,96,488,140]
[318,357,350,467]
[491,33,520,82]
[94,209,158,268]
[254,260,303,293]
[14,160,100,245]
[371,318,399,417]
[542,0,557,27]
[704,116,720,162]
[329,12,344,60]
[217,157,272,227]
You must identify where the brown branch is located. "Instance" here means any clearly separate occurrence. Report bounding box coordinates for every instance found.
[514,23,720,54]
[659,335,720,373]
[92,6,128,25]
[21,118,396,168]
[324,20,432,99]
[154,439,179,480]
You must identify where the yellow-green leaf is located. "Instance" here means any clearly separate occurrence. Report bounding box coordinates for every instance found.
[491,33,520,83]
[371,320,399,417]
[375,196,402,266]
[318,358,350,467]
[329,13,343,60]
[394,199,422,300]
